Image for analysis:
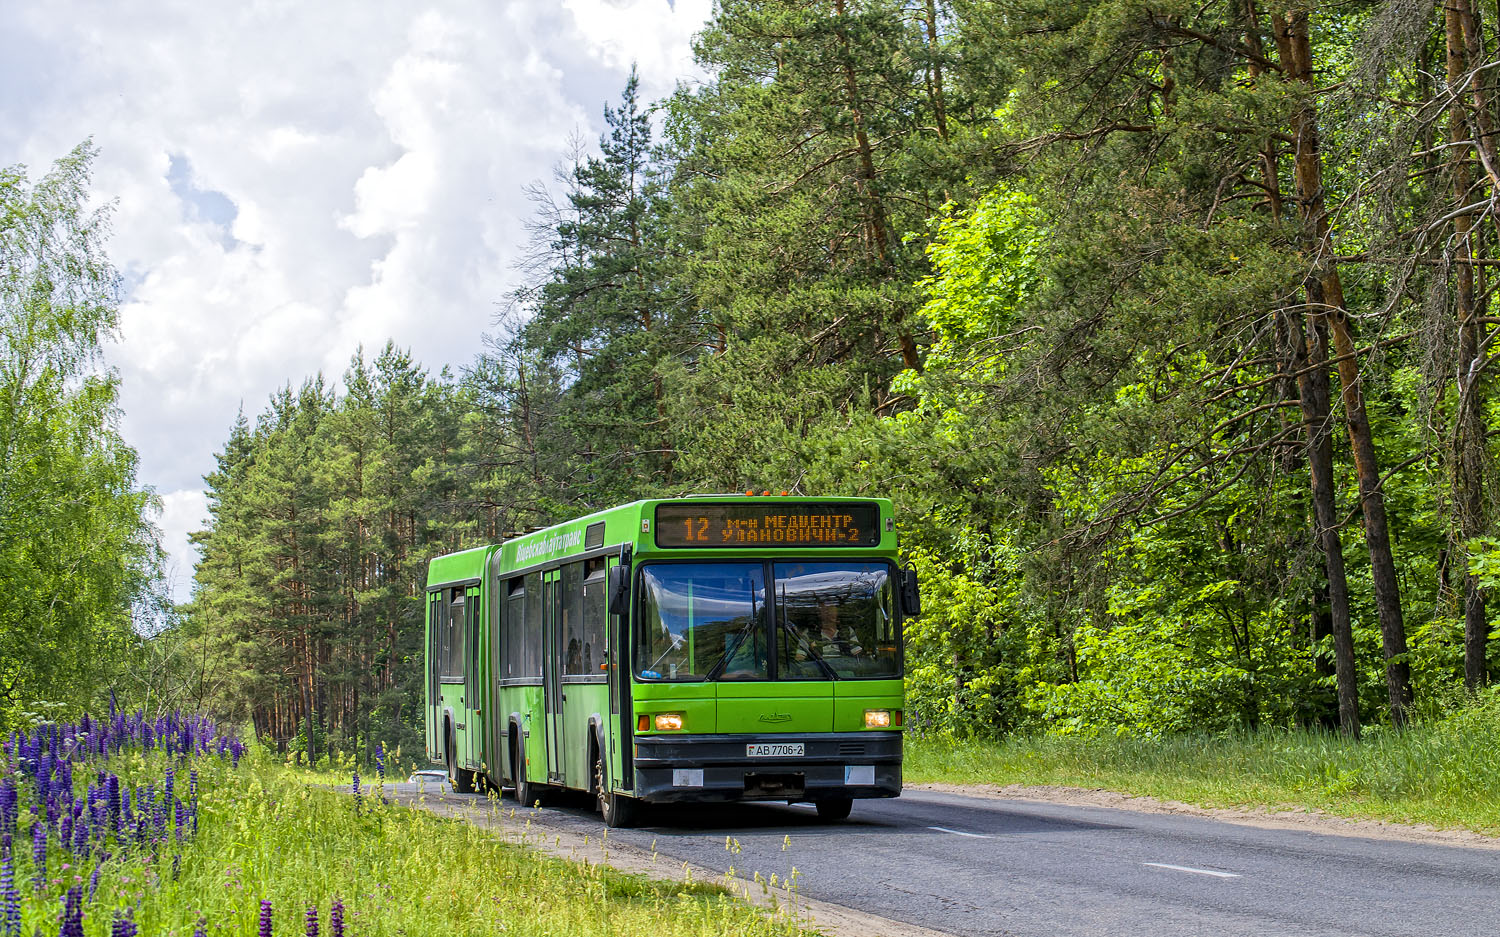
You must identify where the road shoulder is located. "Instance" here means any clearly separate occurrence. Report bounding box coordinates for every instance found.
[910,781,1500,849]
[388,787,960,937]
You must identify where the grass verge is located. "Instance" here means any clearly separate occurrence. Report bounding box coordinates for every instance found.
[83,750,816,936]
[904,694,1500,835]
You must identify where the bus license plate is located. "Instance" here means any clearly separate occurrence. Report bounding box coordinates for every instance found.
[747,743,803,758]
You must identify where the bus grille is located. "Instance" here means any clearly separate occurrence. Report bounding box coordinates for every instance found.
[838,742,866,757]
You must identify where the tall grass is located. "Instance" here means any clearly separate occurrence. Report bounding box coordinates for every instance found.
[906,690,1500,834]
[121,749,814,936]
[13,716,813,936]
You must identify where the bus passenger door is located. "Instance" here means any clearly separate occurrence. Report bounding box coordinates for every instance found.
[465,584,482,773]
[426,591,441,761]
[542,569,565,785]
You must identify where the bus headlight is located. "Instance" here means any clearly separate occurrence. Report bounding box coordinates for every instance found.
[654,713,685,731]
[864,709,892,729]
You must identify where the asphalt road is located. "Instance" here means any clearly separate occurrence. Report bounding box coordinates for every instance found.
[395,780,1500,937]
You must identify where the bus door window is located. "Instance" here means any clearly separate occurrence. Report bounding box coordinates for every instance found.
[522,572,543,679]
[444,589,467,681]
[562,562,586,675]
[582,559,606,676]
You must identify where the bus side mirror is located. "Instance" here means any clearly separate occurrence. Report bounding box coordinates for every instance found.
[607,565,629,617]
[901,568,921,618]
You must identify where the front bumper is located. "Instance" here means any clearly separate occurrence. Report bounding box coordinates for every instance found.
[632,731,902,803]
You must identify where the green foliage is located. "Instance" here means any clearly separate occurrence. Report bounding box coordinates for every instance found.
[0,143,159,729]
[182,1,1500,752]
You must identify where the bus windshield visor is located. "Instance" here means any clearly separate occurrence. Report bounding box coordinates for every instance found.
[634,561,899,681]
[775,562,899,679]
[635,564,768,681]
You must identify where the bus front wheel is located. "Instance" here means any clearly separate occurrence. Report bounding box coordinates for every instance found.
[814,798,852,821]
[594,751,639,828]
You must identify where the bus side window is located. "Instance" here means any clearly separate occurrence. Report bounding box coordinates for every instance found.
[504,577,525,680]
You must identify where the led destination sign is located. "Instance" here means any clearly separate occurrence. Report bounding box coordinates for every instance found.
[655,502,880,548]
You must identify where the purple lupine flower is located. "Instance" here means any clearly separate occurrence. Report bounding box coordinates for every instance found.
[31,819,46,887]
[304,905,318,937]
[374,744,385,781]
[193,918,207,937]
[105,775,121,831]
[59,885,83,937]
[69,816,88,861]
[351,769,361,815]
[329,899,343,937]
[109,909,136,937]
[0,781,15,836]
[259,898,274,937]
[86,862,101,903]
[1,839,17,937]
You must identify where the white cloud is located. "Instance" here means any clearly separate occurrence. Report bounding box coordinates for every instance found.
[1,0,709,600]
[156,489,210,603]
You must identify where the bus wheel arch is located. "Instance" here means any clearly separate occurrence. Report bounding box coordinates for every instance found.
[592,721,638,828]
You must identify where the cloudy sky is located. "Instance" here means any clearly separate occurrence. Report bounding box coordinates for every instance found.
[2,0,712,601]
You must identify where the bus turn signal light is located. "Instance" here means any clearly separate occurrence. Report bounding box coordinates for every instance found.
[864,709,892,729]
[654,713,685,731]
[636,715,650,732]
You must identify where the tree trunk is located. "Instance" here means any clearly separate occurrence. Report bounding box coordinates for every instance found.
[1275,9,1411,723]
[1284,306,1360,735]
[1449,0,1491,688]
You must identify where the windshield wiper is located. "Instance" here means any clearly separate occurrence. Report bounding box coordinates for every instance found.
[706,581,761,681]
[779,583,837,680]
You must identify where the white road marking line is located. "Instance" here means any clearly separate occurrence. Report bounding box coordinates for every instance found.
[928,826,991,838]
[1143,862,1241,879]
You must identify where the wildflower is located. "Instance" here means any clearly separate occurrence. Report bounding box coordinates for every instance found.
[351,769,361,815]
[86,863,100,903]
[109,909,136,937]
[305,904,318,937]
[1,841,17,937]
[59,885,83,937]
[193,917,207,937]
[259,898,273,937]
[31,820,45,887]
[329,898,344,937]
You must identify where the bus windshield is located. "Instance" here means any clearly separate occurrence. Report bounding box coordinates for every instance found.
[634,561,899,681]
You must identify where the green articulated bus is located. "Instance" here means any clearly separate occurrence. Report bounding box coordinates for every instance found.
[424,494,920,827]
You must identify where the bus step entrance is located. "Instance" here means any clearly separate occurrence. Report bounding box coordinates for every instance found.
[744,772,805,800]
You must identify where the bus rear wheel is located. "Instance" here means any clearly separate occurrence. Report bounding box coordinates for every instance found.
[512,739,542,808]
[446,728,476,794]
[594,751,639,828]
[814,798,852,821]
